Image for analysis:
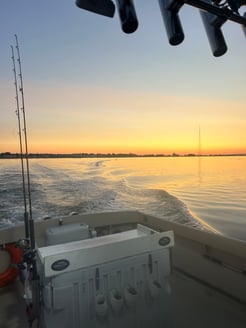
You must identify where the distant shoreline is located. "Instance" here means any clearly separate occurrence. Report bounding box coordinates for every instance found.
[0,152,245,159]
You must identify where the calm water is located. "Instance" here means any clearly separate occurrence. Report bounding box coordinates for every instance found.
[0,156,245,241]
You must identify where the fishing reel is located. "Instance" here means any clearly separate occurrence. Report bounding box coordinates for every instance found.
[14,239,39,327]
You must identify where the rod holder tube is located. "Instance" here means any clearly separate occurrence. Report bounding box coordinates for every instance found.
[242,12,246,37]
[158,0,185,45]
[115,0,138,33]
[200,10,227,57]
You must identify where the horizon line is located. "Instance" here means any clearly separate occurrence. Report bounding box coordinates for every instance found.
[1,152,246,158]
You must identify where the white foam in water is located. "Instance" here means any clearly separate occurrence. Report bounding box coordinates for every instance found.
[0,159,205,231]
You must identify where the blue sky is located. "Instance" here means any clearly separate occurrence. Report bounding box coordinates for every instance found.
[0,1,245,154]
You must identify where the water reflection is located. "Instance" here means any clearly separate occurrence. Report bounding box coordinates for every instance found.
[198,156,202,185]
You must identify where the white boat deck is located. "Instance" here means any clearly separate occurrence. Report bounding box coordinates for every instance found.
[170,269,246,328]
[1,267,246,328]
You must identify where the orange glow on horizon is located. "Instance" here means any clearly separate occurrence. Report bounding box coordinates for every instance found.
[3,140,244,156]
[1,82,245,157]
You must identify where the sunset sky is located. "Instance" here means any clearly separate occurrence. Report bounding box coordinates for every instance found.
[0,1,245,155]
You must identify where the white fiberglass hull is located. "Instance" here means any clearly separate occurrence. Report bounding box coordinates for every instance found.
[0,211,246,328]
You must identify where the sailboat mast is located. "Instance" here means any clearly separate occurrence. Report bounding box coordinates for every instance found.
[198,125,201,157]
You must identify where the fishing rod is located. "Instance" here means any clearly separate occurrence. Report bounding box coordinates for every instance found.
[10,45,30,241]
[14,34,36,251]
[12,35,39,327]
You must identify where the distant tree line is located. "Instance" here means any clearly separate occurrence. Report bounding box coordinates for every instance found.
[0,152,245,159]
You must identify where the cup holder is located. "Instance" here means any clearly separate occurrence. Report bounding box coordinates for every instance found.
[124,285,138,307]
[110,289,123,313]
[149,280,162,299]
[95,293,108,317]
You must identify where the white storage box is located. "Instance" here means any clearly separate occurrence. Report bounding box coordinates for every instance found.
[46,222,89,246]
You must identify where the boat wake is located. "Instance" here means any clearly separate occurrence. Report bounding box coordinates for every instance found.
[0,159,207,231]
